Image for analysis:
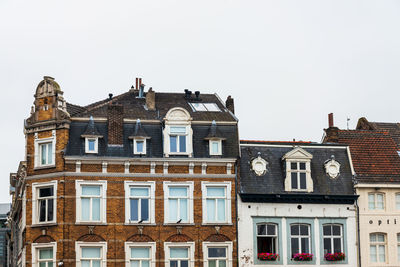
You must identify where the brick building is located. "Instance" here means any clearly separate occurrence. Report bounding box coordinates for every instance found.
[10,76,239,267]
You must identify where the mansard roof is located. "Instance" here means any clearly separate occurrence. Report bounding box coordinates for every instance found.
[239,141,356,203]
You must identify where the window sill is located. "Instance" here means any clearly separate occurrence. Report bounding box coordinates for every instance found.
[124,222,156,226]
[202,222,233,226]
[31,222,57,228]
[34,165,56,170]
[163,223,195,226]
[75,222,107,225]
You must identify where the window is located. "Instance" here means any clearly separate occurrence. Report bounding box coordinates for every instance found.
[189,103,221,112]
[397,234,400,262]
[32,182,57,225]
[368,193,384,210]
[370,233,386,263]
[32,242,56,267]
[34,132,56,168]
[323,224,343,254]
[85,138,98,154]
[125,242,156,267]
[170,127,187,153]
[76,181,107,223]
[125,182,155,224]
[290,162,307,190]
[164,242,195,267]
[76,242,107,267]
[164,182,194,224]
[396,193,400,210]
[290,224,311,257]
[257,224,277,255]
[134,139,146,155]
[203,242,233,267]
[209,140,222,156]
[202,182,231,224]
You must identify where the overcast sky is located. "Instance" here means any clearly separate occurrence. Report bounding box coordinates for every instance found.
[1,0,399,203]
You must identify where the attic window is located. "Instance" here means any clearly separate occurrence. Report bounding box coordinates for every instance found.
[282,147,313,192]
[189,103,221,112]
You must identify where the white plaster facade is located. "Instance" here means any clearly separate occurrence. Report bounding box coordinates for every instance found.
[238,199,358,267]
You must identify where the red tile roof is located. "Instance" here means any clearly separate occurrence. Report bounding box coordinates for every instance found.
[337,130,400,182]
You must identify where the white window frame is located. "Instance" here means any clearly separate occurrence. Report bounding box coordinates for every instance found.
[32,181,57,225]
[395,193,400,210]
[397,233,400,262]
[34,131,56,168]
[209,139,222,156]
[76,241,107,267]
[290,224,311,257]
[133,138,147,155]
[75,180,107,224]
[203,242,233,267]
[169,126,188,154]
[368,192,385,210]
[322,224,343,254]
[164,242,195,267]
[124,181,155,224]
[257,223,278,255]
[31,242,56,267]
[283,147,313,192]
[85,137,99,154]
[369,233,386,263]
[201,182,231,224]
[163,108,193,157]
[124,242,156,267]
[163,182,194,224]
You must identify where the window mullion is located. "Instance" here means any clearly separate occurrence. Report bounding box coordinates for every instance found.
[138,198,142,221]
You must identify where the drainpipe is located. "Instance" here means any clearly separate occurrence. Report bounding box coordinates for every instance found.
[234,159,239,267]
[356,197,361,267]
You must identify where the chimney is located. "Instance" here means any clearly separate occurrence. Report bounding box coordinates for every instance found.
[225,95,235,114]
[107,104,124,145]
[146,87,156,110]
[324,113,339,143]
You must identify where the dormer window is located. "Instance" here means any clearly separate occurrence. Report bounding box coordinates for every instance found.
[163,108,193,157]
[85,138,98,154]
[205,120,225,156]
[209,140,222,155]
[170,126,187,153]
[129,119,150,156]
[134,138,146,155]
[283,147,313,192]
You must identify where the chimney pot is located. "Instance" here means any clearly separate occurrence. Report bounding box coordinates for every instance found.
[109,93,113,100]
[225,95,235,114]
[328,113,334,128]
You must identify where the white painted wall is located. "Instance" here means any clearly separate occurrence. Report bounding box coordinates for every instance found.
[238,198,358,267]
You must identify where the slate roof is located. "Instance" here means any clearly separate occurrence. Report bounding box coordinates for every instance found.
[335,130,400,182]
[129,120,150,138]
[81,117,102,137]
[66,90,236,122]
[239,141,356,203]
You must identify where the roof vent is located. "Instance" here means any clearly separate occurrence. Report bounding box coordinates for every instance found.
[109,93,113,100]
[194,91,201,101]
[184,89,192,99]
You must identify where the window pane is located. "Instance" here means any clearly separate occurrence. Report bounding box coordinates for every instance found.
[207,199,216,222]
[191,103,207,111]
[39,187,54,197]
[370,234,376,242]
[136,141,144,153]
[141,199,149,221]
[369,194,375,209]
[300,173,306,189]
[291,238,299,256]
[257,225,266,235]
[82,186,101,196]
[258,237,275,253]
[267,224,276,236]
[81,198,90,221]
[204,103,221,111]
[130,261,140,267]
[217,199,225,221]
[82,247,101,258]
[170,261,178,267]
[398,244,400,262]
[218,261,226,267]
[324,238,331,254]
[131,188,149,197]
[301,238,309,253]
[41,144,47,165]
[379,245,385,262]
[396,194,400,209]
[209,260,216,267]
[207,187,225,197]
[170,127,186,134]
[179,135,186,152]
[332,225,341,236]
[181,261,188,267]
[170,136,177,152]
[47,143,52,164]
[180,199,188,221]
[300,225,309,235]
[333,238,342,253]
[88,140,96,151]
[39,249,53,259]
[92,198,100,221]
[169,199,178,221]
[377,234,385,242]
[92,260,100,267]
[39,199,46,222]
[169,187,187,197]
[47,199,54,221]
[130,199,138,221]
[208,247,226,257]
[370,246,377,262]
[142,261,150,267]
[131,247,150,258]
[398,234,400,243]
[39,262,47,267]
[291,173,298,189]
[323,225,331,236]
[48,263,54,267]
[291,225,299,235]
[377,195,384,209]
[170,248,188,258]
[291,163,297,170]
[299,163,306,170]
[212,142,219,154]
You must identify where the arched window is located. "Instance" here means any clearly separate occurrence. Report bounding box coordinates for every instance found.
[370,233,386,263]
[163,108,193,157]
[257,223,278,255]
[322,224,343,254]
[290,224,311,257]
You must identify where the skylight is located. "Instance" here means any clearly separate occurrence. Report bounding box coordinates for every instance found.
[189,103,221,112]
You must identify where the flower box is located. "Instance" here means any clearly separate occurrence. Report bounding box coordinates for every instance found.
[293,253,313,261]
[258,253,279,261]
[324,252,345,261]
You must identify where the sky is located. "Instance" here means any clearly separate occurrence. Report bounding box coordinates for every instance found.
[0,0,400,203]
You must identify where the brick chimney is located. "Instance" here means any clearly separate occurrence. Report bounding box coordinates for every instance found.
[225,95,234,114]
[108,104,124,145]
[324,113,339,143]
[146,87,155,110]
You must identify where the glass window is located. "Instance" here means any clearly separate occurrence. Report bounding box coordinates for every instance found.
[368,193,384,210]
[370,233,386,263]
[206,187,226,223]
[190,103,221,112]
[136,141,144,153]
[257,224,277,255]
[168,187,189,223]
[40,142,53,165]
[397,234,400,262]
[81,247,101,267]
[38,186,55,223]
[290,224,310,257]
[129,187,150,223]
[210,140,222,156]
[323,224,343,255]
[130,247,151,267]
[207,247,227,267]
[81,185,101,222]
[169,127,186,153]
[88,139,96,152]
[203,103,221,112]
[396,194,400,210]
[169,247,189,267]
[290,162,307,190]
[38,248,53,267]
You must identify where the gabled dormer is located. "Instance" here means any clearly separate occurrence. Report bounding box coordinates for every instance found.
[81,116,103,154]
[282,147,313,192]
[129,119,151,155]
[204,120,226,156]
